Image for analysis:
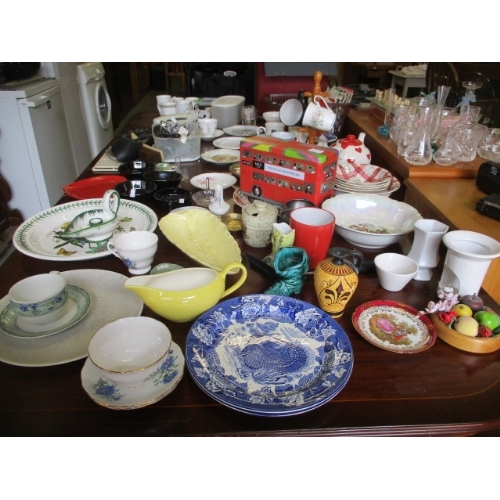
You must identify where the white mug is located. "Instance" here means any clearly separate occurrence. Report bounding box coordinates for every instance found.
[198,118,218,137]
[108,231,159,275]
[302,95,336,132]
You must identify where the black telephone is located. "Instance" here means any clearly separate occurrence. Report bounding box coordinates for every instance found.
[476,162,500,195]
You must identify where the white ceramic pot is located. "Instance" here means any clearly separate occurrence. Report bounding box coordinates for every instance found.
[334,133,371,167]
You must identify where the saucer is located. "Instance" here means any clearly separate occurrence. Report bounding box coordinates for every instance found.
[81,341,184,410]
[200,129,224,141]
[0,285,91,339]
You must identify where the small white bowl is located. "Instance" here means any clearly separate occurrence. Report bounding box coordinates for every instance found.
[374,253,419,292]
[322,193,422,249]
[88,317,172,388]
[263,111,280,122]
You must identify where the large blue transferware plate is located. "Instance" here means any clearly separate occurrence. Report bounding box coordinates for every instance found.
[185,295,353,417]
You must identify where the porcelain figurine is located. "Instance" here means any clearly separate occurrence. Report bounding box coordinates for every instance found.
[265,247,310,296]
[61,189,120,244]
[314,247,363,318]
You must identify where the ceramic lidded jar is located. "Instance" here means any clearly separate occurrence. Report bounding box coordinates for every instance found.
[334,133,371,167]
[242,201,278,248]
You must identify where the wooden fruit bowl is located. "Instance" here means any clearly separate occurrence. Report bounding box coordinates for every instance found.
[430,313,500,354]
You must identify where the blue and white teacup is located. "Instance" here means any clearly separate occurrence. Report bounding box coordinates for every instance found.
[8,273,68,326]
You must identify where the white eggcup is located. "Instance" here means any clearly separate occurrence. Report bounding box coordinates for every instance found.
[8,273,68,326]
[374,253,419,292]
[88,317,172,388]
[107,231,158,275]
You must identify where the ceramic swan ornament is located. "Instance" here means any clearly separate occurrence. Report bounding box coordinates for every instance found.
[62,189,120,242]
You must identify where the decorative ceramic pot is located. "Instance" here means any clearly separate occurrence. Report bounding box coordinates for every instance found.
[242,201,278,248]
[314,247,363,318]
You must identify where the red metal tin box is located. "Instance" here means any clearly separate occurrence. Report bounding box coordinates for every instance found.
[239,136,337,206]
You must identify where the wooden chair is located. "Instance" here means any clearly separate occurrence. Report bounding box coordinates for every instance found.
[426,62,461,107]
[164,63,186,94]
[466,72,496,126]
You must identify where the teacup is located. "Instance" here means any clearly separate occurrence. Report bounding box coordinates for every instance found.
[198,118,218,137]
[257,121,285,136]
[88,316,172,388]
[184,97,199,110]
[156,94,172,106]
[302,95,336,132]
[271,131,295,141]
[158,103,176,115]
[8,273,68,326]
[374,253,419,292]
[107,231,159,275]
[124,262,247,322]
[175,99,192,114]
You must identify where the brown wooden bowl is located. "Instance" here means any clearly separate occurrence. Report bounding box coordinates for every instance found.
[429,313,500,354]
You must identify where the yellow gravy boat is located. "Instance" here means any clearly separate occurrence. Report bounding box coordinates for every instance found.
[124,262,247,322]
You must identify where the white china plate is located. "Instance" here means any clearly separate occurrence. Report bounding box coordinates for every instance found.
[190,173,237,190]
[0,269,143,367]
[201,149,240,165]
[222,125,259,137]
[81,342,184,410]
[200,129,224,141]
[186,295,353,416]
[13,198,158,262]
[213,137,244,150]
[159,208,241,272]
[0,285,91,339]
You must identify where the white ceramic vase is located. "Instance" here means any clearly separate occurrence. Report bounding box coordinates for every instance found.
[407,219,449,281]
[438,230,500,296]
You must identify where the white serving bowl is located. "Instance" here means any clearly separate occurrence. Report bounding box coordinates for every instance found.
[88,317,172,388]
[322,193,422,249]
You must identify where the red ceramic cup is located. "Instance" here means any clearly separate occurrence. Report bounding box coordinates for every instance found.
[289,207,336,269]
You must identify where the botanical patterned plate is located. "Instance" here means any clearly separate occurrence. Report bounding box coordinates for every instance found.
[201,149,240,165]
[13,199,158,261]
[0,285,91,339]
[213,137,244,150]
[0,269,143,367]
[185,295,353,416]
[190,173,237,190]
[352,300,437,354]
[222,125,259,137]
[81,342,184,410]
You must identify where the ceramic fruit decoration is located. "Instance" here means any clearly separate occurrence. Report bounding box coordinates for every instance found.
[423,286,500,339]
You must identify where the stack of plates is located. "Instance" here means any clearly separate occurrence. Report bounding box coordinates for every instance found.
[335,163,400,196]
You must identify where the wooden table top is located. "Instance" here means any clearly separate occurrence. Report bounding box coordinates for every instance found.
[1,112,500,437]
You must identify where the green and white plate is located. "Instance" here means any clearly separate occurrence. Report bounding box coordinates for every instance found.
[0,285,91,339]
[13,199,158,262]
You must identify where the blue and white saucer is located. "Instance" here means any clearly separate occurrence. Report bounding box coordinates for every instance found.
[0,285,91,339]
[81,342,184,410]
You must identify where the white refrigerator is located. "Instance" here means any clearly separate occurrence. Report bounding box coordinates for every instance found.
[0,77,77,220]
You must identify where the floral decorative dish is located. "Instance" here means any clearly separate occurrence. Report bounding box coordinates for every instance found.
[352,300,437,354]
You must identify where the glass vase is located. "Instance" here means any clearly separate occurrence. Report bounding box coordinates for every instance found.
[404,104,434,165]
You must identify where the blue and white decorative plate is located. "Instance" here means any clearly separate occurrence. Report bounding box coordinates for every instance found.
[185,295,353,416]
